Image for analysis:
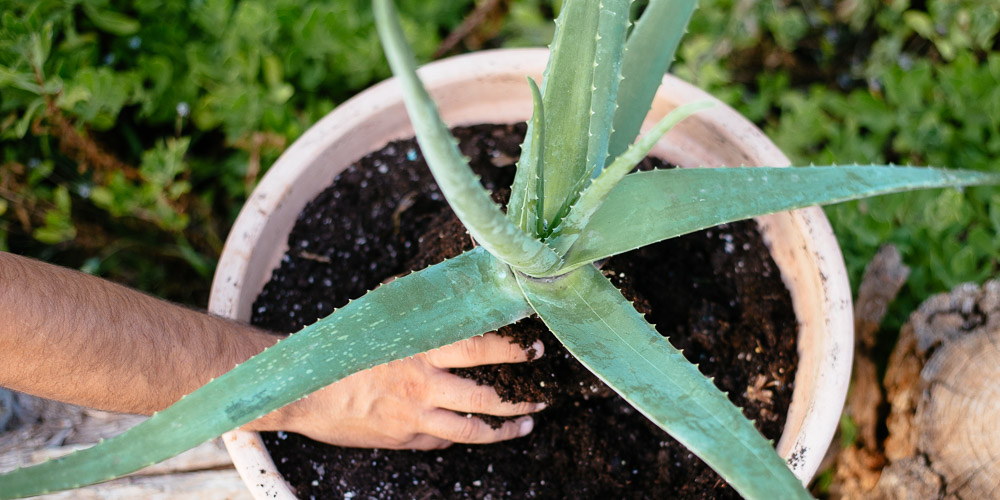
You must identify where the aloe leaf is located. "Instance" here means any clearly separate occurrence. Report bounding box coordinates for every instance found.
[547,0,634,232]
[548,100,713,256]
[535,0,601,226]
[373,0,561,275]
[560,165,1000,272]
[514,264,810,499]
[0,248,531,499]
[508,77,547,236]
[507,92,541,230]
[528,77,547,237]
[582,0,632,181]
[606,0,697,164]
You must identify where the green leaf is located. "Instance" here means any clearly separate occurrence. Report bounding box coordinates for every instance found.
[536,0,601,225]
[508,76,546,236]
[0,248,532,498]
[515,264,810,499]
[903,11,935,40]
[82,4,140,36]
[582,0,631,181]
[548,100,713,258]
[606,0,697,164]
[9,98,45,139]
[373,0,561,276]
[28,22,53,70]
[0,67,43,95]
[139,138,190,187]
[561,165,1000,272]
[529,77,546,237]
[32,186,76,244]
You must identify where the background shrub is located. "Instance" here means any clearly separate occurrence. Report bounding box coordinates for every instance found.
[1,0,471,303]
[2,0,998,334]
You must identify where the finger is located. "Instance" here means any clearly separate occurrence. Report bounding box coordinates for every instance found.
[421,409,534,444]
[429,373,546,416]
[424,333,543,369]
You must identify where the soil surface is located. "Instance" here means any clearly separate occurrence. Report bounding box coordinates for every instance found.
[250,124,799,499]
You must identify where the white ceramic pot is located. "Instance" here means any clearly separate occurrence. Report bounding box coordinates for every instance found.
[209,48,853,499]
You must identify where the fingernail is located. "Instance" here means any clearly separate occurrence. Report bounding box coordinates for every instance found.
[530,340,544,359]
[518,417,534,437]
[535,402,547,411]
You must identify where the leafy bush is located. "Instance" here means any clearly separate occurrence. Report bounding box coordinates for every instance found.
[1,0,470,303]
[3,0,997,326]
[672,0,1000,330]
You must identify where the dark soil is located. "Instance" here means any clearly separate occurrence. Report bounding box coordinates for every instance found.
[250,124,799,499]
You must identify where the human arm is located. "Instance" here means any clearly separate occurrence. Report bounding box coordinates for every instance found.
[0,251,543,449]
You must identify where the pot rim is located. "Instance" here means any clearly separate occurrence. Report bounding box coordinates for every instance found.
[209,48,852,499]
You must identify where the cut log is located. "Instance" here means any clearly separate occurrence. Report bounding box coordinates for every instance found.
[915,313,1000,497]
[873,280,1000,499]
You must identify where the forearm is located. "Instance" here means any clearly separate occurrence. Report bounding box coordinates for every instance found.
[0,252,281,417]
[0,252,544,447]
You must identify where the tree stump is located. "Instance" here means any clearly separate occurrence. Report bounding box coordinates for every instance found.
[873,280,1000,499]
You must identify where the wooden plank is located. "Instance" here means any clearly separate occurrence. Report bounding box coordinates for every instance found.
[30,469,252,500]
[1,393,251,498]
[5,438,234,476]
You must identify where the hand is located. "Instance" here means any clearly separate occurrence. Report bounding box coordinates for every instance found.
[252,333,545,450]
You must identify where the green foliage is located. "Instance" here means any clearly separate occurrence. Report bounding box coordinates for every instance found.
[664,0,1000,330]
[3,0,999,498]
[0,0,470,304]
[89,138,191,231]
[32,184,75,244]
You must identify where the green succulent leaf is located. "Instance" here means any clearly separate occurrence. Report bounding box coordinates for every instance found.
[373,0,561,275]
[606,0,697,164]
[509,0,632,235]
[509,76,547,236]
[528,77,547,237]
[534,0,600,226]
[561,165,1000,272]
[514,264,810,500]
[545,0,634,232]
[0,248,532,498]
[582,0,632,181]
[549,100,714,257]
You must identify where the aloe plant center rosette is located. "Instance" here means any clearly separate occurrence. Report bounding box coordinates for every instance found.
[2,0,999,499]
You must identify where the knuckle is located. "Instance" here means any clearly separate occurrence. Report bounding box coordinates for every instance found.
[512,401,535,414]
[453,417,482,443]
[469,388,489,412]
[499,422,519,441]
[506,340,525,361]
[461,336,485,361]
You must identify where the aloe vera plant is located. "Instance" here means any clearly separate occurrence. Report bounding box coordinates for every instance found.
[2,0,999,499]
